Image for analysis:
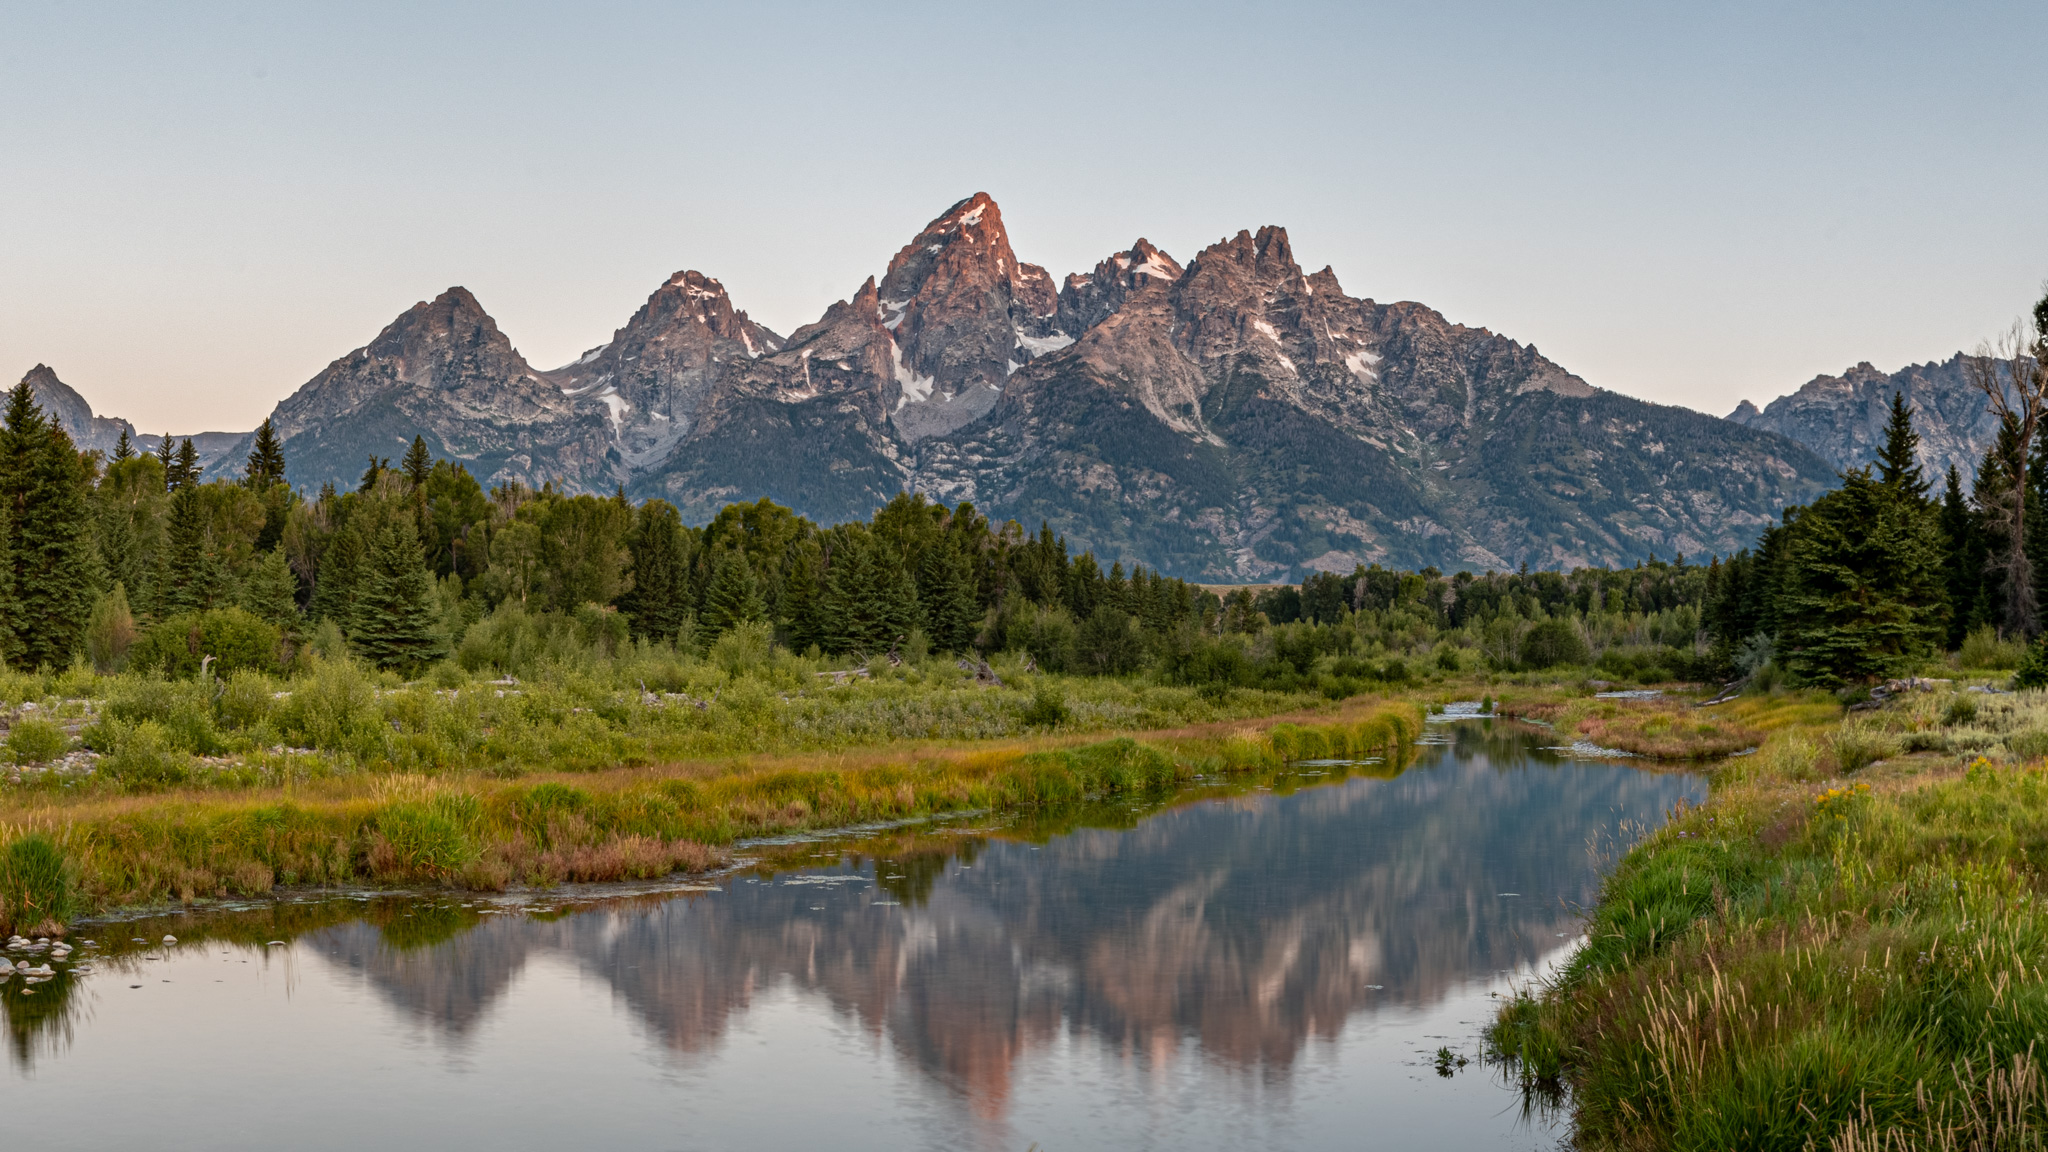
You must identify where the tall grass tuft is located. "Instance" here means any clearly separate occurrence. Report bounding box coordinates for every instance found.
[0,833,77,935]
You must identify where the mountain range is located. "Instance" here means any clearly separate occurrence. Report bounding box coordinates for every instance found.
[18,192,1998,579]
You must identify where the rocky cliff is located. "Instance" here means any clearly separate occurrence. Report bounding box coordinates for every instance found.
[17,365,135,457]
[1727,355,2006,485]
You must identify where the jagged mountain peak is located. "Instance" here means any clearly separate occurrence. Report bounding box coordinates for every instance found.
[870,194,1062,443]
[360,286,516,371]
[1055,239,1185,340]
[15,363,135,456]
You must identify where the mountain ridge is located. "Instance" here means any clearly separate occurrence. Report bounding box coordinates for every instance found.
[30,193,1848,578]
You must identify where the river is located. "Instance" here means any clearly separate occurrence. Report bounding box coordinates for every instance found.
[4,717,1703,1150]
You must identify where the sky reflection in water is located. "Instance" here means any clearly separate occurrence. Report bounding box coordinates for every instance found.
[7,722,1703,1151]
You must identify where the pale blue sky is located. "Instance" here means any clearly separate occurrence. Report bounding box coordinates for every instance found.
[3,1,2044,434]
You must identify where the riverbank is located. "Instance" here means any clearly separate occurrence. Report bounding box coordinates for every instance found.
[0,692,1423,932]
[1490,684,2048,1150]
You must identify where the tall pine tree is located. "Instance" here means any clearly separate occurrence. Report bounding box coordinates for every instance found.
[1974,414,2027,635]
[1940,465,1987,649]
[619,499,692,642]
[819,533,917,655]
[169,438,199,490]
[1876,391,1931,503]
[700,548,767,637]
[0,382,96,668]
[351,515,444,672]
[155,434,174,488]
[240,545,301,633]
[1779,468,1949,685]
[157,485,227,617]
[401,436,432,490]
[917,544,979,652]
[309,520,366,631]
[112,428,134,462]
[245,418,286,488]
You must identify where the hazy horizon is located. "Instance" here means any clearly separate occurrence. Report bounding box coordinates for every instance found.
[5,1,2046,435]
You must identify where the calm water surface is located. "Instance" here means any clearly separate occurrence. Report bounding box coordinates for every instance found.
[6,721,1703,1150]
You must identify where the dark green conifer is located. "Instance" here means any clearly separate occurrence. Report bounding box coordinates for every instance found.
[157,485,226,617]
[1876,391,1930,503]
[112,428,134,462]
[619,500,692,641]
[780,543,824,652]
[245,418,286,488]
[1,382,96,667]
[401,436,432,490]
[819,534,917,655]
[0,505,20,666]
[351,515,445,672]
[170,438,199,490]
[1939,465,1985,649]
[700,549,767,637]
[1779,468,1948,685]
[155,434,174,488]
[309,521,366,631]
[917,544,979,652]
[240,545,300,633]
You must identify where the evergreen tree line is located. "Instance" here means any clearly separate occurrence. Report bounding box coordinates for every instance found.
[0,387,1231,677]
[1702,387,2047,687]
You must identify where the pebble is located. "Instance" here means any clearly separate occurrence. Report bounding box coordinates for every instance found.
[162,935,177,944]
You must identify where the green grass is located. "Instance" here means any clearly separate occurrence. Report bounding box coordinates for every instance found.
[1487,688,2048,1150]
[0,833,77,935]
[0,659,1421,916]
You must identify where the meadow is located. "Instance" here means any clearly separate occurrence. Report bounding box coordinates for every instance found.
[1489,680,2048,1151]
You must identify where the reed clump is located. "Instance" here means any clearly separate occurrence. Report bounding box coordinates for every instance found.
[0,833,77,936]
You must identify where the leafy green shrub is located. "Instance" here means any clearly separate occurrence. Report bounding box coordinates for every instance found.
[6,717,69,764]
[1159,632,1257,691]
[2013,637,2048,689]
[2008,728,2048,761]
[455,602,594,676]
[97,676,223,754]
[86,584,139,673]
[572,602,631,657]
[272,657,383,758]
[0,834,76,935]
[1965,625,2028,671]
[1076,606,1145,675]
[129,608,283,679]
[1271,624,1321,676]
[100,720,192,790]
[216,669,276,731]
[1522,619,1591,670]
[710,620,773,677]
[1021,682,1070,728]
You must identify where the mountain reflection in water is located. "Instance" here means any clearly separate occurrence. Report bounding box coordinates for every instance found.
[7,724,1704,1150]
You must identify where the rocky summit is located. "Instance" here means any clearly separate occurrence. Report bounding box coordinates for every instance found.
[136,192,1842,577]
[19,365,134,458]
[1727,355,2006,485]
